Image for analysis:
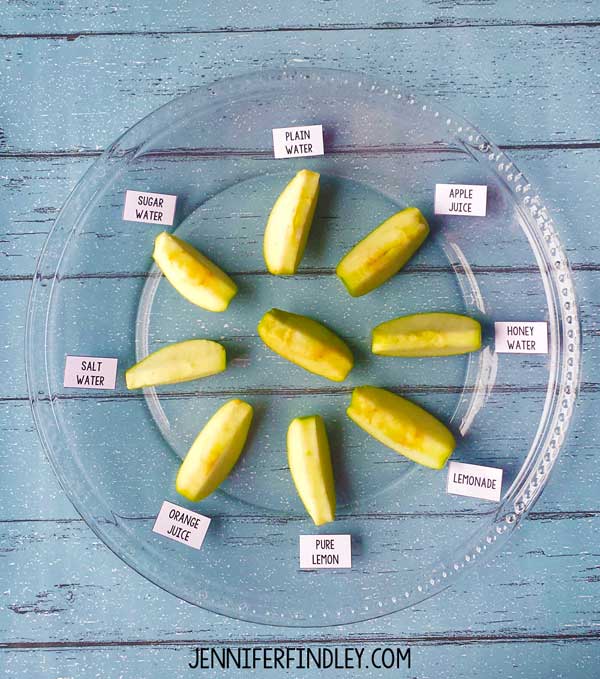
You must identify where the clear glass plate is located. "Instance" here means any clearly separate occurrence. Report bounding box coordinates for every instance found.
[26,68,580,626]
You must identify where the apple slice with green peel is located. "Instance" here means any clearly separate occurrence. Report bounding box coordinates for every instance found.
[257,308,353,382]
[347,386,455,469]
[336,207,429,297]
[153,231,237,312]
[176,399,253,502]
[263,169,320,275]
[372,312,482,357]
[125,339,226,389]
[288,415,336,526]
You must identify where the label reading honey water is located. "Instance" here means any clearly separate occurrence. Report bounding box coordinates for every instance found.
[495,321,548,354]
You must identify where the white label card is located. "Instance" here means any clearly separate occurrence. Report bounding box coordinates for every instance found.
[434,183,488,217]
[123,190,177,225]
[64,355,118,389]
[272,124,324,159]
[152,501,211,550]
[447,461,503,502]
[495,321,548,354]
[299,534,352,569]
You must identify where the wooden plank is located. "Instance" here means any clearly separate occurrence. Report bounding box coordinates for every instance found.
[4,266,596,399]
[1,27,599,152]
[3,640,599,679]
[1,511,599,645]
[1,147,597,280]
[2,1,598,35]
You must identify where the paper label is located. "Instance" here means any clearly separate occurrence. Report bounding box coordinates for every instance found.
[63,355,118,389]
[272,124,324,159]
[447,461,503,502]
[299,534,351,569]
[123,190,177,225]
[152,501,210,550]
[434,183,488,216]
[495,321,548,354]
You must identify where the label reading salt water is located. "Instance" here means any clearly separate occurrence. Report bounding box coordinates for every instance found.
[434,183,488,217]
[152,501,211,550]
[299,534,351,569]
[272,124,324,159]
[447,461,503,502]
[123,190,177,225]
[63,355,118,389]
[495,321,548,354]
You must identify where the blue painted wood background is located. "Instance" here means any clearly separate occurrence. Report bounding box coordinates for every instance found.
[1,2,599,676]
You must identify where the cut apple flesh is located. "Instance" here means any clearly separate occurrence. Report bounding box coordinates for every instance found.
[336,207,429,297]
[153,231,237,312]
[372,312,482,357]
[264,169,320,275]
[347,386,455,469]
[176,399,253,502]
[125,339,226,389]
[257,308,354,382]
[287,415,335,526]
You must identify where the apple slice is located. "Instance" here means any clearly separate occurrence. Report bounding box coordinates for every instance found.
[125,339,226,389]
[372,312,482,357]
[153,231,237,312]
[347,386,455,469]
[263,169,320,274]
[336,207,429,297]
[287,415,336,526]
[176,399,253,502]
[257,308,353,382]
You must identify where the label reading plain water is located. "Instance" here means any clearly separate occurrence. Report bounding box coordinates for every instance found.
[272,124,324,159]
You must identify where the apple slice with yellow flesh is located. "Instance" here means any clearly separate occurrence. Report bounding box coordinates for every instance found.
[263,169,320,275]
[336,207,429,297]
[176,399,253,502]
[153,231,237,312]
[347,386,455,469]
[257,308,353,382]
[125,339,226,389]
[288,415,336,526]
[372,312,482,357]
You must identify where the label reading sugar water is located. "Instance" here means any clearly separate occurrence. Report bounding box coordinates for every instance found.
[63,355,118,389]
[152,501,211,550]
[495,321,548,354]
[123,190,177,225]
[299,534,351,569]
[434,183,488,216]
[447,461,503,502]
[272,124,324,159]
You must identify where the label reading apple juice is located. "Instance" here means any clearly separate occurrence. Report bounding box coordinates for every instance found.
[272,124,324,159]
[495,321,548,354]
[123,190,177,225]
[447,461,503,502]
[299,534,352,569]
[434,183,487,216]
[152,501,211,550]
[63,355,118,389]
